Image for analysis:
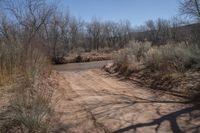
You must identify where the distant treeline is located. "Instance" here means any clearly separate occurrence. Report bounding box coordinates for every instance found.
[0,0,132,64]
[133,19,200,45]
[0,0,200,64]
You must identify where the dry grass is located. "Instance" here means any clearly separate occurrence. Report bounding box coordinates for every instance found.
[0,41,53,132]
[0,73,55,133]
[0,54,54,132]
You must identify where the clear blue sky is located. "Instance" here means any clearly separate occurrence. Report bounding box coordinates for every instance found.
[58,0,180,26]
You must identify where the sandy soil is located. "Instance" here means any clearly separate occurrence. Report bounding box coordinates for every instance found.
[53,63,200,133]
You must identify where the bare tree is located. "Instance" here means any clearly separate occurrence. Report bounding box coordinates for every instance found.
[117,20,132,48]
[170,16,190,43]
[146,20,157,43]
[180,0,200,20]
[0,0,58,77]
[69,17,85,51]
[86,19,102,51]
[43,13,71,64]
[180,0,200,44]
[143,18,171,45]
[156,18,171,44]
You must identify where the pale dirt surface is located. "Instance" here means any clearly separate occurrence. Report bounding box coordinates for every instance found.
[53,62,200,133]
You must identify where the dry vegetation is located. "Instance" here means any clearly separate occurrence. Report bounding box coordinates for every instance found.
[107,41,200,101]
[64,51,112,63]
[0,0,56,132]
[105,0,200,102]
[0,75,56,132]
[0,0,200,132]
[105,42,200,101]
[113,41,200,73]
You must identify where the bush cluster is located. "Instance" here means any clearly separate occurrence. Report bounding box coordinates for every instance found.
[114,41,200,73]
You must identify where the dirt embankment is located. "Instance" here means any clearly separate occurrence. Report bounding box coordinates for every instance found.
[104,63,200,101]
[52,62,200,133]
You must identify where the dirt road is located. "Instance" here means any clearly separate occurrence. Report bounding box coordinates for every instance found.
[53,61,200,133]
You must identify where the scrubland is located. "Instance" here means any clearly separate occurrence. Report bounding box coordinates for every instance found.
[0,0,200,132]
[105,41,200,101]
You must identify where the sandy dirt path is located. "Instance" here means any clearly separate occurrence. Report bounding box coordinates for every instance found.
[53,62,200,133]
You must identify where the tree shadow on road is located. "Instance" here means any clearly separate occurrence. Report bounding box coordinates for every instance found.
[112,104,200,133]
[84,89,200,133]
